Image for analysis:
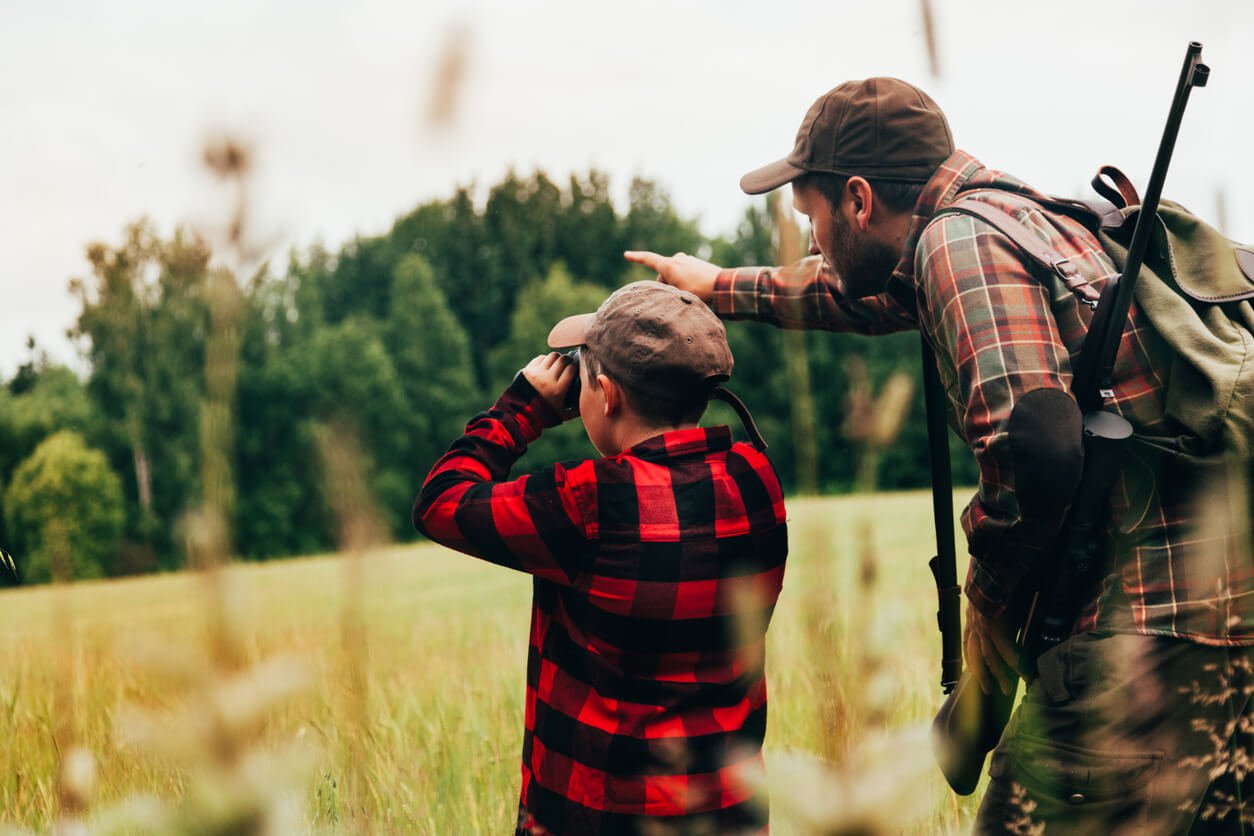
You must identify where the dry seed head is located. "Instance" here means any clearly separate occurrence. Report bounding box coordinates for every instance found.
[204,655,312,747]
[869,371,914,447]
[426,21,472,130]
[842,356,874,443]
[202,138,252,181]
[117,635,211,690]
[182,506,230,570]
[115,654,310,765]
[761,725,939,834]
[59,746,96,815]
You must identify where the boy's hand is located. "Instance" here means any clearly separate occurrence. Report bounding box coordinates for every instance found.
[522,353,578,420]
[624,250,721,303]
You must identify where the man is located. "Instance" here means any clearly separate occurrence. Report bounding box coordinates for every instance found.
[627,77,1252,833]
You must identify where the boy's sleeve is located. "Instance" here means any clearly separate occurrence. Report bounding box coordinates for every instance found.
[710,255,917,335]
[412,374,590,586]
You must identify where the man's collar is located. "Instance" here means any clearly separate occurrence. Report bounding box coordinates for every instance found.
[883,149,1054,308]
[887,149,987,299]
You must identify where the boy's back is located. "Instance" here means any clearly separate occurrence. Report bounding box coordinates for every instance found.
[414,282,788,835]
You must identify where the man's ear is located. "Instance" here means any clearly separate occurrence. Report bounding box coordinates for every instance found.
[597,374,621,418]
[846,176,875,232]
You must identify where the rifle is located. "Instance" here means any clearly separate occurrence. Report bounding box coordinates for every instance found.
[929,41,1210,795]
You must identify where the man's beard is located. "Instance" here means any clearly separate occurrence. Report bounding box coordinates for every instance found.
[827,211,901,299]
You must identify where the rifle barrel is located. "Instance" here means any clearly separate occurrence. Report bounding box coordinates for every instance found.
[1083,42,1209,408]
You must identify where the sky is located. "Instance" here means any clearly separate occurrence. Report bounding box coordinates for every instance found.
[2,0,1251,378]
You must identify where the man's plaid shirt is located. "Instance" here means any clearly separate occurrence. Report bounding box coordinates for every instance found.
[413,375,788,834]
[713,149,1251,647]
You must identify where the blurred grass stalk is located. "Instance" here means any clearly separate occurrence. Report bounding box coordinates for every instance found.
[187,137,251,672]
[96,135,318,834]
[190,265,244,671]
[770,192,819,495]
[315,421,389,829]
[759,161,931,833]
[46,519,95,831]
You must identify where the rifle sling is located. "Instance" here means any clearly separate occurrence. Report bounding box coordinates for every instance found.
[921,337,963,694]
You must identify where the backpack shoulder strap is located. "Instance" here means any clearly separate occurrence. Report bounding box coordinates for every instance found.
[934,196,1101,307]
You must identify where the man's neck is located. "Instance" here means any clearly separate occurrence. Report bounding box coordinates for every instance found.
[883,209,914,254]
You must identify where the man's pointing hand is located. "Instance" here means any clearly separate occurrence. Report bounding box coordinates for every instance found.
[624,250,721,303]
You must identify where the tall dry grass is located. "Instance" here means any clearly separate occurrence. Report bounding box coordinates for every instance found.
[0,490,985,834]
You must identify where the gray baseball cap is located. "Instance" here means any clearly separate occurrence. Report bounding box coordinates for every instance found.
[547,281,732,400]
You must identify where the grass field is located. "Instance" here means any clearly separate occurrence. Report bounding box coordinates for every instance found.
[0,490,987,834]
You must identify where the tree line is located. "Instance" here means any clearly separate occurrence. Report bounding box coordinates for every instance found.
[0,169,976,583]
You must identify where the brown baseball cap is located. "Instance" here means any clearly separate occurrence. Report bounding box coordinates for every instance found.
[547,281,732,400]
[740,77,953,195]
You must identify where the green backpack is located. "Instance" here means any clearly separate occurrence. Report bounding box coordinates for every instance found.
[939,169,1254,461]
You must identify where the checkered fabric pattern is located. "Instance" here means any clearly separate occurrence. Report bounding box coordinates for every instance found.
[712,149,1251,647]
[413,374,788,834]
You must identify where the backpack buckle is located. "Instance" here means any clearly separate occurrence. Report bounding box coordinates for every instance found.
[1052,257,1079,281]
[1052,257,1102,308]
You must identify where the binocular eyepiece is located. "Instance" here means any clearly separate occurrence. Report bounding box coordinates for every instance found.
[562,349,581,412]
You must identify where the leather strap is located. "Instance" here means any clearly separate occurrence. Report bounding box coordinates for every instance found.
[936,198,1102,305]
[1236,247,1254,284]
[1091,165,1141,209]
[709,386,768,451]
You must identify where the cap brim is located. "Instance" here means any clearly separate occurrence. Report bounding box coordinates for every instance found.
[547,313,596,349]
[739,158,808,195]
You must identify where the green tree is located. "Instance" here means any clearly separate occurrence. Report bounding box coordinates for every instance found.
[0,364,102,583]
[557,170,623,287]
[623,178,703,260]
[234,315,412,555]
[70,222,212,563]
[326,235,399,325]
[386,254,479,478]
[4,431,124,583]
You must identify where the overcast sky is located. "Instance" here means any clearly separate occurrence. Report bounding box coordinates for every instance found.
[2,0,1251,378]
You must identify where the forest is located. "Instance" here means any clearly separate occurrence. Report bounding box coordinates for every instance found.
[0,169,975,582]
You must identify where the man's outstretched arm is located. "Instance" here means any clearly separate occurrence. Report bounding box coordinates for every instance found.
[625,250,916,335]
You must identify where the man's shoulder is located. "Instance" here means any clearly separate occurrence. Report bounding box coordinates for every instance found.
[918,187,1112,290]
[932,183,1107,253]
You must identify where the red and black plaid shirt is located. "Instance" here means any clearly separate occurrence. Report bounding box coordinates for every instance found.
[413,375,788,834]
[713,149,1252,647]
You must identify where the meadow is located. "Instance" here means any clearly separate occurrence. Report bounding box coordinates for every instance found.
[0,489,987,834]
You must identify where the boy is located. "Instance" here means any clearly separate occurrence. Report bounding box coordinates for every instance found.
[413,281,788,835]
